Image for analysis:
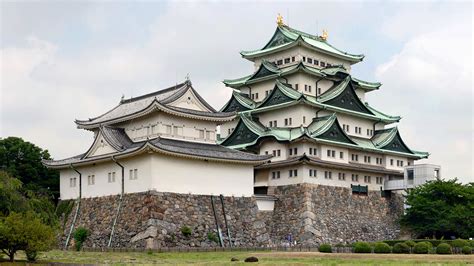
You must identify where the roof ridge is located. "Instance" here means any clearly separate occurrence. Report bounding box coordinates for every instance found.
[120,81,188,104]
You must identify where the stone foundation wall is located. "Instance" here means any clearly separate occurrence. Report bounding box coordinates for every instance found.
[61,184,403,248]
[270,184,403,245]
[62,191,273,249]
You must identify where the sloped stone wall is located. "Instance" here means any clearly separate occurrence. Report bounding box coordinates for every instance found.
[270,184,403,245]
[61,191,273,249]
[60,184,403,248]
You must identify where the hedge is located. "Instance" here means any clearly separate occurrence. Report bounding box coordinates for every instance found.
[451,239,469,248]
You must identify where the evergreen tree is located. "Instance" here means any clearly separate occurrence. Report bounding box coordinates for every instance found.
[0,137,59,199]
[400,179,473,238]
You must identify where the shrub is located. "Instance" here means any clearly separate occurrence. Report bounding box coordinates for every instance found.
[469,240,474,248]
[452,239,469,248]
[181,226,192,237]
[436,243,452,254]
[392,243,410,254]
[353,242,372,253]
[413,242,430,254]
[319,244,332,253]
[207,232,219,243]
[373,242,391,253]
[461,246,472,254]
[404,240,416,248]
[25,249,37,261]
[73,227,89,251]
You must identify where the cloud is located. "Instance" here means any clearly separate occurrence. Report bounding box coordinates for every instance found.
[371,12,472,183]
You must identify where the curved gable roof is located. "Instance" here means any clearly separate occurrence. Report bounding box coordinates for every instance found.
[241,25,364,63]
[75,81,234,129]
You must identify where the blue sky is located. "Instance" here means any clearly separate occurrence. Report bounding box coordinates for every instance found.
[1,1,472,183]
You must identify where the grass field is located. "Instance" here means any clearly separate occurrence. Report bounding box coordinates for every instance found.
[3,250,473,265]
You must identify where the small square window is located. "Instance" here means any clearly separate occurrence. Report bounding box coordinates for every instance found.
[308,58,313,64]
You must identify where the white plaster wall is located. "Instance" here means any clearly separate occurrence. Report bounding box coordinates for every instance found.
[320,144,349,164]
[150,154,253,196]
[267,165,304,186]
[59,168,80,200]
[316,79,335,95]
[259,141,287,162]
[59,153,254,199]
[259,164,386,191]
[118,111,217,143]
[385,154,409,171]
[257,104,316,128]
[246,79,276,103]
[219,119,238,139]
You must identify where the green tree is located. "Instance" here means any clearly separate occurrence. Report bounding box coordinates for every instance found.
[0,137,59,199]
[400,179,474,239]
[0,171,28,216]
[0,171,58,227]
[0,212,56,261]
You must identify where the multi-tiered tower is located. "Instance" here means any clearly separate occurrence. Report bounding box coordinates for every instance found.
[219,17,428,195]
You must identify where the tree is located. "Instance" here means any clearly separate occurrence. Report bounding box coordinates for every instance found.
[0,171,58,227]
[0,137,59,200]
[400,179,474,239]
[0,212,56,261]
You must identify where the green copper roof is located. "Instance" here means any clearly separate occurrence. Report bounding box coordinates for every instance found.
[220,91,256,112]
[243,79,399,123]
[241,25,364,63]
[318,76,374,115]
[223,63,379,91]
[220,113,427,159]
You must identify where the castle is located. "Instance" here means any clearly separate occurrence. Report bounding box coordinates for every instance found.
[45,17,432,249]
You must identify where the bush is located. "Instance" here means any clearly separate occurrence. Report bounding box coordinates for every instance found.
[181,226,192,237]
[461,246,472,254]
[452,239,469,248]
[393,243,410,254]
[470,240,474,248]
[319,244,332,253]
[436,243,452,254]
[73,227,89,251]
[404,240,416,248]
[207,232,219,243]
[373,242,391,253]
[25,249,38,261]
[353,242,372,253]
[413,242,431,254]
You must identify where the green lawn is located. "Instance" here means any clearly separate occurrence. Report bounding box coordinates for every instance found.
[3,250,474,265]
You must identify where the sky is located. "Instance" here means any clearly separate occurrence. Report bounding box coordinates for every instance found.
[1,1,472,183]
